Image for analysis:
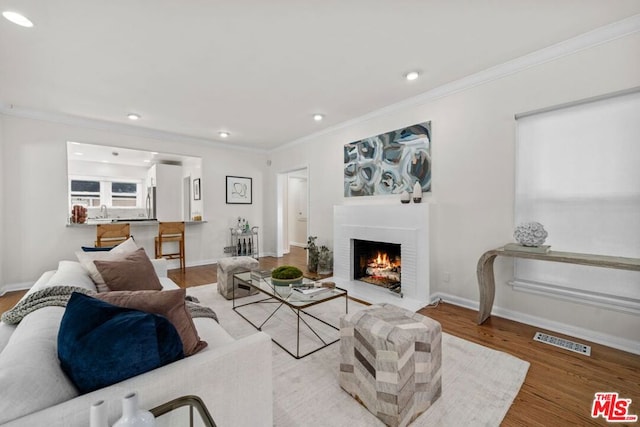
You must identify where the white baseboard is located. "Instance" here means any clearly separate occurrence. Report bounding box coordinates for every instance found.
[289,242,306,248]
[430,292,640,356]
[508,279,640,315]
[0,281,33,296]
[167,253,276,270]
[187,258,217,268]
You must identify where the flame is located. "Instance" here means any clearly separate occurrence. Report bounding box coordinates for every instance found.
[368,251,399,269]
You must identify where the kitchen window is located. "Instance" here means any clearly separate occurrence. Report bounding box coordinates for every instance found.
[70,177,142,208]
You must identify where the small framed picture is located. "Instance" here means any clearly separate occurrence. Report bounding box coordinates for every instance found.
[226,176,252,204]
[193,178,201,200]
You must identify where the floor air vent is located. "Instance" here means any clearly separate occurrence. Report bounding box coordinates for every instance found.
[533,332,591,356]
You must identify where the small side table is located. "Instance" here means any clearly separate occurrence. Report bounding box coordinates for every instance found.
[150,395,216,427]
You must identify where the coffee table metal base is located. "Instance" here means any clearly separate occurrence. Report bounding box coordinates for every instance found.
[232,276,348,359]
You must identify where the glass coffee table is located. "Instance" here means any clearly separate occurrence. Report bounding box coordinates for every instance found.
[232,272,348,359]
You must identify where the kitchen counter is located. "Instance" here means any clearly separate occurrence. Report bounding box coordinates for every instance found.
[68,220,206,227]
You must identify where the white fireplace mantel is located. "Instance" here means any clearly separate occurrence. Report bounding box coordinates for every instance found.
[332,203,430,311]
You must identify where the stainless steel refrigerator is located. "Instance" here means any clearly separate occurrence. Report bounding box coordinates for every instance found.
[146,186,157,219]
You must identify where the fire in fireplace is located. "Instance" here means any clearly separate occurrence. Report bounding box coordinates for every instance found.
[353,239,401,295]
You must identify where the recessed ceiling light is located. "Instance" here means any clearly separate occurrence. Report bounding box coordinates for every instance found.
[219,131,230,138]
[405,71,420,81]
[151,151,158,155]
[74,152,84,156]
[2,11,34,28]
[127,113,140,120]
[313,114,324,122]
[143,159,151,163]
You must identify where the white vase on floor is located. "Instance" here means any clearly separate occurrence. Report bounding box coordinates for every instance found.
[113,392,155,427]
[90,399,109,427]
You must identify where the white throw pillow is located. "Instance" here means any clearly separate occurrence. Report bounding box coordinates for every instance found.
[75,237,138,292]
[46,261,96,292]
[0,307,79,425]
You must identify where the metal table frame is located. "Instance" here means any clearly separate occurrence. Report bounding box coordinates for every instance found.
[232,272,348,359]
[150,395,216,427]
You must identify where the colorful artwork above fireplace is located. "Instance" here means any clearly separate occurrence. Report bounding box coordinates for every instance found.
[343,121,431,197]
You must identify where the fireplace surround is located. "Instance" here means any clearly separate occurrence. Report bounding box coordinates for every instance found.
[333,203,430,311]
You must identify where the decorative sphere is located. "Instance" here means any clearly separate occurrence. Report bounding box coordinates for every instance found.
[514,222,548,246]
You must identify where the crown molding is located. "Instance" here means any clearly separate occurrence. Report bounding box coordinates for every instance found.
[273,13,640,153]
[0,103,268,154]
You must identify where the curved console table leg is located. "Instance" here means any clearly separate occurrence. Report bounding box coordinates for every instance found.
[477,250,499,324]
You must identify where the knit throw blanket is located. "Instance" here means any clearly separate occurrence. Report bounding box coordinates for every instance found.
[1,286,218,325]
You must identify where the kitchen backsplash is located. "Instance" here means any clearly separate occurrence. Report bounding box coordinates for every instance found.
[86,207,149,219]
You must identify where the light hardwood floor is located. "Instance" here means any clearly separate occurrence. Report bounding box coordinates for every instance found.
[1,246,638,426]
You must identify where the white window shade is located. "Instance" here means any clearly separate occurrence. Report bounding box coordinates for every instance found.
[514,90,640,312]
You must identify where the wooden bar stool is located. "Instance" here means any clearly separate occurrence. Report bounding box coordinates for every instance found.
[95,223,131,247]
[155,221,185,270]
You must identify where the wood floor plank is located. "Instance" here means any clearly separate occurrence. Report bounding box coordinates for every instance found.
[1,246,638,426]
[418,302,640,426]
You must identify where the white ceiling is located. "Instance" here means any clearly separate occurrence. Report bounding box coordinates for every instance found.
[2,1,640,150]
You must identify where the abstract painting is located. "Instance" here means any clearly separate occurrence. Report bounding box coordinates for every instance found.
[226,176,252,204]
[344,121,431,197]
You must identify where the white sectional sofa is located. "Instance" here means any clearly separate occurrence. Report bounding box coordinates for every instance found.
[0,258,273,426]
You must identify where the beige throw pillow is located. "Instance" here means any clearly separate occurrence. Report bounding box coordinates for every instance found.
[96,289,207,356]
[93,248,162,292]
[75,237,138,292]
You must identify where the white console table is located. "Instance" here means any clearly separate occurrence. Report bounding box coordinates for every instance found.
[476,246,640,324]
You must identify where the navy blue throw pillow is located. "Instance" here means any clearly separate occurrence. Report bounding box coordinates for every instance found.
[81,246,114,252]
[58,292,184,394]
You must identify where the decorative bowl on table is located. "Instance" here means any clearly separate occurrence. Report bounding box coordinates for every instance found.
[271,266,303,297]
[271,266,304,285]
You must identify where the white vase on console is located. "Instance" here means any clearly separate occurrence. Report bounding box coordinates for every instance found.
[113,392,155,427]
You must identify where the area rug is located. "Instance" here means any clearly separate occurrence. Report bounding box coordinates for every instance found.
[187,284,530,427]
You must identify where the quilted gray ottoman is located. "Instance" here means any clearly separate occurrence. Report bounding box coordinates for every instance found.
[217,256,260,299]
[339,303,442,427]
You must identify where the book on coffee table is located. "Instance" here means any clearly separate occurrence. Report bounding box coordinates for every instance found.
[251,269,271,281]
[293,286,330,296]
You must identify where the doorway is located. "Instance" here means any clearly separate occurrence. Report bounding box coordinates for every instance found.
[276,167,309,257]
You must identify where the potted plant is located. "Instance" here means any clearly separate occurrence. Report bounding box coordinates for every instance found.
[271,265,304,287]
[305,236,319,273]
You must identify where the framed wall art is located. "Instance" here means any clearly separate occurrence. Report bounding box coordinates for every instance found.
[226,176,252,204]
[193,178,201,200]
[343,121,431,197]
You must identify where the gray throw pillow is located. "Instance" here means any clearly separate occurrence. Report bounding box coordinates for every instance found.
[93,248,162,291]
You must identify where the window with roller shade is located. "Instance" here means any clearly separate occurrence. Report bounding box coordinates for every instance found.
[514,90,640,313]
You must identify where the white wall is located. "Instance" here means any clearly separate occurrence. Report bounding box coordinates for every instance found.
[183,163,203,220]
[0,118,4,289]
[0,115,266,289]
[265,33,640,352]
